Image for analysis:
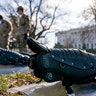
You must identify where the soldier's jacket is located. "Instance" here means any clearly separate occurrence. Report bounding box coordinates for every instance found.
[0,19,11,36]
[18,14,29,35]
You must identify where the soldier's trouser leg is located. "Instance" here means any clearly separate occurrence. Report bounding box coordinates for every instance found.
[0,36,2,48]
[17,34,27,52]
[2,37,9,49]
[16,35,20,51]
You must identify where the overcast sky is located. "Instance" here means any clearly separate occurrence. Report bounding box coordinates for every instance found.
[0,0,93,48]
[46,0,92,48]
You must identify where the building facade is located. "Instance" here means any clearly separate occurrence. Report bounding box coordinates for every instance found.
[56,25,96,49]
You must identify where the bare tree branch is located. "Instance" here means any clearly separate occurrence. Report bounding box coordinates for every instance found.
[82,0,96,24]
[0,0,66,40]
[14,0,19,6]
[35,1,60,40]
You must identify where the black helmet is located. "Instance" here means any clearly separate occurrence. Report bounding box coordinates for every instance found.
[17,6,24,12]
[0,15,3,20]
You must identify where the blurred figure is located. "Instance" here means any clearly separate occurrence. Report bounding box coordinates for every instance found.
[0,15,12,49]
[17,6,29,52]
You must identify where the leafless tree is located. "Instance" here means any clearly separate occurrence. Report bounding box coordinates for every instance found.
[81,0,96,24]
[63,37,73,48]
[90,0,96,22]
[0,0,66,40]
[80,26,93,49]
[80,0,96,49]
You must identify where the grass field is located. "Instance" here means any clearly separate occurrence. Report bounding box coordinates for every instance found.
[0,72,39,96]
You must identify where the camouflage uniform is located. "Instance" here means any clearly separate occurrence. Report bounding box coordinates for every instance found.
[0,20,11,49]
[17,14,29,52]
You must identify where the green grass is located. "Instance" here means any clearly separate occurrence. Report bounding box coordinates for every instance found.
[0,72,39,96]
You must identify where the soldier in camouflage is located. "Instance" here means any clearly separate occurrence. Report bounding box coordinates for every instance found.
[17,6,29,52]
[0,15,12,49]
